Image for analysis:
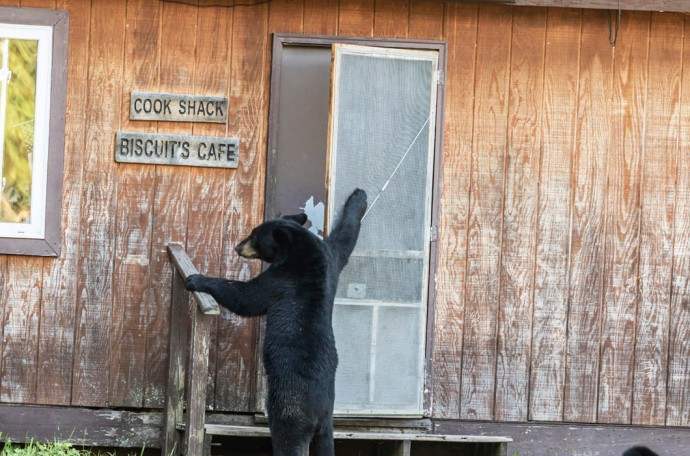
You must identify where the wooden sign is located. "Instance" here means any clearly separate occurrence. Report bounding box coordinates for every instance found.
[116,132,239,169]
[130,92,228,123]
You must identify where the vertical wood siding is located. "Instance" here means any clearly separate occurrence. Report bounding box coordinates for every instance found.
[193,0,234,412]
[493,6,545,422]
[431,1,477,420]
[597,10,648,425]
[563,9,612,422]
[212,0,268,412]
[71,0,126,406]
[632,12,682,426]
[529,7,580,422]
[36,0,90,406]
[109,0,159,408]
[2,0,690,427]
[460,4,512,421]
[667,15,690,428]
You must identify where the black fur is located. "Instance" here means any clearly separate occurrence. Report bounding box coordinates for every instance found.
[622,446,659,456]
[185,189,367,456]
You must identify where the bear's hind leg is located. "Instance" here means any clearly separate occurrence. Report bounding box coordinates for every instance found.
[311,421,334,456]
[269,417,311,456]
[271,441,309,456]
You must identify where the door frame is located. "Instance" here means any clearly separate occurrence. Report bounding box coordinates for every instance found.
[264,33,447,418]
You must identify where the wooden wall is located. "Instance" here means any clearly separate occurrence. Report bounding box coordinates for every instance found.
[0,0,689,429]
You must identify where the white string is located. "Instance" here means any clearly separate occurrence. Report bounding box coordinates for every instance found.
[361,113,433,221]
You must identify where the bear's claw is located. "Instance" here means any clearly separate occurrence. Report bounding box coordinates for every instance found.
[185,274,203,292]
[346,188,368,219]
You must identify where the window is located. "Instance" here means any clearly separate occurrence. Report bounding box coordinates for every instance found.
[0,7,68,256]
[266,35,445,417]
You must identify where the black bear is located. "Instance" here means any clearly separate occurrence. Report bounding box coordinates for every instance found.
[185,189,367,456]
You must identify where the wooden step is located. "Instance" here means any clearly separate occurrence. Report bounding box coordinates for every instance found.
[201,424,511,444]
[176,423,512,456]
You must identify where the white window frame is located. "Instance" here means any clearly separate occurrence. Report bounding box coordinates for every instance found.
[0,7,68,257]
[0,24,52,239]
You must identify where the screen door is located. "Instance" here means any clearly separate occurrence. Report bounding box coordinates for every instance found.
[327,44,439,416]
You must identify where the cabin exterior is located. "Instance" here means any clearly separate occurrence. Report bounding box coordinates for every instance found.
[1,0,690,454]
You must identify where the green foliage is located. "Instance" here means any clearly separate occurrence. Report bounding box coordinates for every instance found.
[1,37,37,222]
[1,439,83,456]
[0,436,145,456]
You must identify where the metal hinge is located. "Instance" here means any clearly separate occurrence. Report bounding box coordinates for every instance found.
[434,70,444,86]
[428,225,439,242]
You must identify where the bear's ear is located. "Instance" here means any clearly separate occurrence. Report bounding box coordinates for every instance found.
[282,213,308,226]
[273,226,293,245]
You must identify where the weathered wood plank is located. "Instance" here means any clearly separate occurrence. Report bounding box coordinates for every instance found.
[188,0,233,409]
[187,0,234,310]
[36,0,89,406]
[184,306,214,455]
[303,0,337,35]
[454,0,690,13]
[269,0,303,32]
[528,7,581,422]
[167,244,220,315]
[108,0,160,408]
[494,5,546,422]
[214,0,270,412]
[0,404,162,448]
[434,420,689,456]
[338,0,374,36]
[1,257,42,403]
[143,0,196,410]
[431,2,477,420]
[204,425,511,443]
[187,0,234,286]
[373,0,408,38]
[460,3,512,421]
[632,12,682,426]
[71,0,126,407]
[408,0,444,39]
[163,271,189,456]
[563,9,613,423]
[597,11,649,425]
[667,14,690,428]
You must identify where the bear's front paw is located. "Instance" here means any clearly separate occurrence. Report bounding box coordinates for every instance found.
[346,188,368,218]
[185,274,206,292]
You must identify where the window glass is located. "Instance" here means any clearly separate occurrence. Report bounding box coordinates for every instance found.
[0,36,38,225]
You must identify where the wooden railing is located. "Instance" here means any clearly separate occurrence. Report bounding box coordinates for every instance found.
[163,243,219,456]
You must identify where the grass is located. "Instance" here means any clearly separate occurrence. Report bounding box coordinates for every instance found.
[0,437,146,456]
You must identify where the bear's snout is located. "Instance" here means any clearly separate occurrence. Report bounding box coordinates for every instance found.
[235,239,259,259]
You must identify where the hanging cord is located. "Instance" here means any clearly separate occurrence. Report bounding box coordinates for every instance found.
[608,0,621,47]
[361,113,433,221]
